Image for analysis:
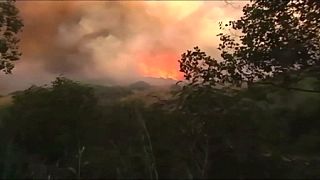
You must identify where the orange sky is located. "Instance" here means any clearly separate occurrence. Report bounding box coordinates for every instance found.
[0,1,248,93]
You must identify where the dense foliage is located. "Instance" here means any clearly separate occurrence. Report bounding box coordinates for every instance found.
[0,73,319,179]
[0,0,23,74]
[180,0,320,86]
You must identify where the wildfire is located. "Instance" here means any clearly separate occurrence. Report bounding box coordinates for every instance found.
[137,52,183,80]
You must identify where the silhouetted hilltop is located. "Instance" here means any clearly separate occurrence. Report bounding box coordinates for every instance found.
[128,81,152,91]
[141,77,177,86]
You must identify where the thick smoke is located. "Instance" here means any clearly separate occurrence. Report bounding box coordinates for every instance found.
[0,1,246,93]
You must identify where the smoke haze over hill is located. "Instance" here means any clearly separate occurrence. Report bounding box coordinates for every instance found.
[0,1,247,93]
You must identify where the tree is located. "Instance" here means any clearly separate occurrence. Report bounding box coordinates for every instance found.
[176,1,320,178]
[3,77,98,166]
[179,0,320,87]
[0,0,23,74]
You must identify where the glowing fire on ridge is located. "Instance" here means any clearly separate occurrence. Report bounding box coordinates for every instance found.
[137,52,183,80]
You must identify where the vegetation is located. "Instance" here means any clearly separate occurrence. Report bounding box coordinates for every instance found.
[1,72,320,179]
[0,0,319,179]
[0,0,23,74]
[180,0,320,87]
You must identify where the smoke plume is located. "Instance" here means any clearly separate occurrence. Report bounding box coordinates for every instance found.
[0,1,246,93]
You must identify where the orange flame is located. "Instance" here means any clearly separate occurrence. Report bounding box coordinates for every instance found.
[137,52,183,80]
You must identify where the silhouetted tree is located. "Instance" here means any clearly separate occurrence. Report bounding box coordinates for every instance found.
[180,0,320,87]
[0,0,23,74]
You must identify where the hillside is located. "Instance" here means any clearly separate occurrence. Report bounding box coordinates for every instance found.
[0,81,176,109]
[0,95,12,108]
[93,81,175,106]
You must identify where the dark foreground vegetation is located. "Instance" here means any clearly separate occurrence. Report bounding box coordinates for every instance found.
[1,73,320,179]
[0,0,319,179]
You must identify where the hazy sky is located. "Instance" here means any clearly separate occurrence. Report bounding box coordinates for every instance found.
[0,1,247,94]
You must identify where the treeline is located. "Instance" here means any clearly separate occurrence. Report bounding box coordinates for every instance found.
[0,71,319,179]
